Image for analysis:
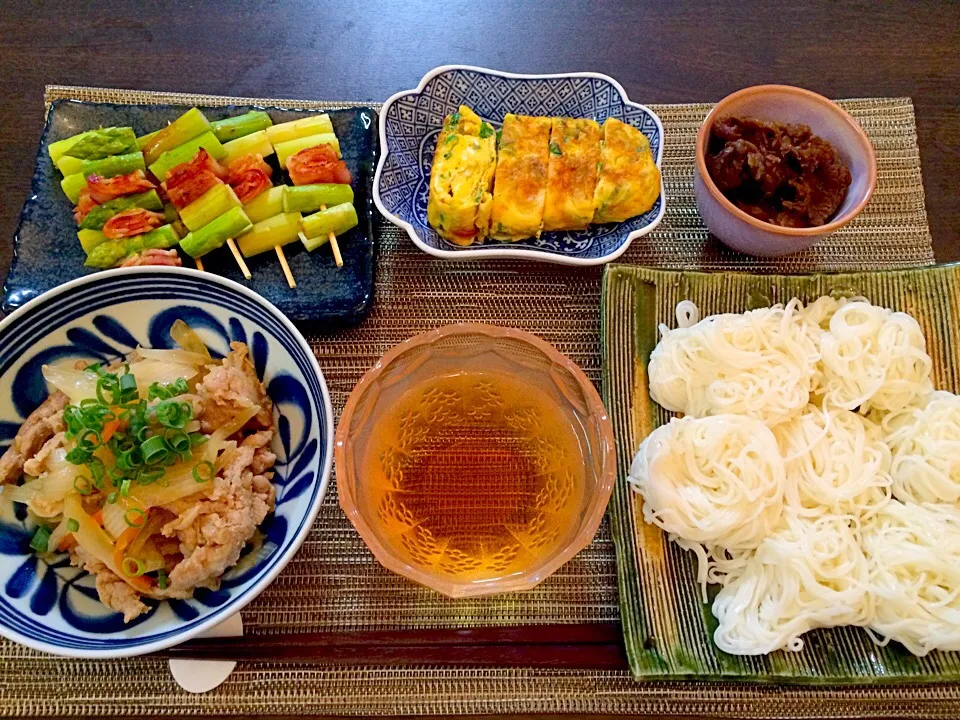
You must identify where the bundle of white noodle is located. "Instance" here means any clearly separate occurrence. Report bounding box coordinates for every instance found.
[627,415,790,592]
[882,391,960,504]
[773,405,892,519]
[648,299,821,425]
[862,502,960,656]
[818,300,933,414]
[712,514,872,655]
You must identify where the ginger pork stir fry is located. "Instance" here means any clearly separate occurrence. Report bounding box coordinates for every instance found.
[0,321,277,622]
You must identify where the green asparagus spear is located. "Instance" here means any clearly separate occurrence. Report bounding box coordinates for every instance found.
[84,224,181,268]
[179,207,253,258]
[282,184,353,214]
[243,186,284,223]
[300,202,358,251]
[275,133,340,166]
[79,190,164,230]
[237,212,302,257]
[80,152,145,179]
[266,114,333,145]
[211,111,273,142]
[137,129,160,150]
[163,203,180,224]
[148,131,228,181]
[77,229,107,254]
[55,155,86,176]
[60,132,139,178]
[141,108,212,165]
[179,184,242,231]
[62,127,137,161]
[222,130,274,165]
[49,130,97,163]
[61,173,88,204]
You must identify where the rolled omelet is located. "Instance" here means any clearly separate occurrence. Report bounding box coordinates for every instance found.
[489,114,552,241]
[593,117,661,224]
[542,118,601,231]
[427,105,497,246]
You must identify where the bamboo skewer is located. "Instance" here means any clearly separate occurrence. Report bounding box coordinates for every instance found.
[275,245,296,288]
[319,204,343,268]
[226,238,252,280]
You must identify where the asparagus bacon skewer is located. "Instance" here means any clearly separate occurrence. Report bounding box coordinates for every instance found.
[236,212,302,288]
[300,202,359,268]
[179,206,254,280]
[211,111,273,142]
[265,114,333,145]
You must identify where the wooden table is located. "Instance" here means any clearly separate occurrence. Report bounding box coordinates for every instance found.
[0,0,958,709]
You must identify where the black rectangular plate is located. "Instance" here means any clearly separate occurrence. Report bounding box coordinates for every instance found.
[4,100,379,326]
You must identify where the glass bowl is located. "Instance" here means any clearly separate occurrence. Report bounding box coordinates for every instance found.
[335,323,616,598]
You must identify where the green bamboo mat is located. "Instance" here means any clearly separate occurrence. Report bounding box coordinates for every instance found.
[0,85,942,717]
[602,263,960,682]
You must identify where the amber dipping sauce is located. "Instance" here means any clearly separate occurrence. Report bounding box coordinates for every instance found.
[364,371,585,581]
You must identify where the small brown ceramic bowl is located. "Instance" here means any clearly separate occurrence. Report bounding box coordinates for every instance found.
[694,85,877,257]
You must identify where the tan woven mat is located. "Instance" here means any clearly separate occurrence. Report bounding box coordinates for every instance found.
[0,86,940,717]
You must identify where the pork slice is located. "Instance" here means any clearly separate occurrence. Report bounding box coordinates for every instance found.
[0,392,68,484]
[197,342,274,435]
[70,545,149,623]
[161,428,276,593]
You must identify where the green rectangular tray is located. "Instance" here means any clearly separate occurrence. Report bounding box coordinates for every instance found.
[601,263,960,683]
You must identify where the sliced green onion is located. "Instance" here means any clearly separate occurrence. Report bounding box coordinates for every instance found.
[120,478,131,497]
[62,406,84,436]
[165,429,190,454]
[65,447,92,465]
[189,432,208,448]
[29,526,51,553]
[116,447,144,471]
[124,507,147,528]
[122,557,145,577]
[73,475,94,495]
[95,374,120,405]
[66,518,80,533]
[107,491,119,504]
[171,377,189,395]
[140,435,170,465]
[87,458,106,487]
[85,362,103,374]
[77,429,102,449]
[148,382,171,401]
[193,460,215,483]
[119,372,138,402]
[139,467,165,483]
[157,569,169,590]
[154,399,191,429]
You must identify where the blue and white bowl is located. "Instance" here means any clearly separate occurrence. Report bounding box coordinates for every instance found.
[0,267,333,657]
[373,65,666,265]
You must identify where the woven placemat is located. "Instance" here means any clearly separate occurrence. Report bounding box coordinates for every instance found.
[0,86,938,717]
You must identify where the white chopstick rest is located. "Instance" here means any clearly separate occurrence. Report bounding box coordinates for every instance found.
[169,612,243,693]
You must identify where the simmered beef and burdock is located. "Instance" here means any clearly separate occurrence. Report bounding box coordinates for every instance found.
[706,116,852,228]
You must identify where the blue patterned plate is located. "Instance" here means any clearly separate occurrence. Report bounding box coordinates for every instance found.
[0,267,333,657]
[373,65,665,265]
[4,100,379,325]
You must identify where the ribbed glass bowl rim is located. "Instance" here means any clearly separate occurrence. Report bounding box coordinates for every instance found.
[334,322,617,598]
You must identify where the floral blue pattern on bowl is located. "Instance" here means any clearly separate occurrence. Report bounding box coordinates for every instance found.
[374,65,666,265]
[0,267,333,657]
